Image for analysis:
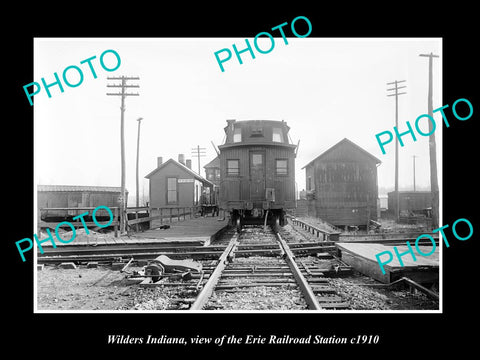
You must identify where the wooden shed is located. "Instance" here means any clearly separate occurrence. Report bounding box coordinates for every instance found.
[302,138,381,228]
[387,191,432,215]
[37,184,125,218]
[204,156,221,186]
[204,156,221,207]
[145,156,214,208]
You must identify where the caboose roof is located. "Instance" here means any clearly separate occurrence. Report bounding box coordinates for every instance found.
[302,138,381,169]
[223,119,291,132]
[219,119,296,150]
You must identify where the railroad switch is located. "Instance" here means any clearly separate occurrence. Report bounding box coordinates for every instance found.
[142,255,203,283]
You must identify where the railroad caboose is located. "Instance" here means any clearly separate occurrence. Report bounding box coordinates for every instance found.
[218,119,297,230]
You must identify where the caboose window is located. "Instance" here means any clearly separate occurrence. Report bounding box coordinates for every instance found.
[250,126,264,137]
[272,128,284,143]
[275,159,288,175]
[252,154,263,166]
[233,127,242,142]
[227,159,240,175]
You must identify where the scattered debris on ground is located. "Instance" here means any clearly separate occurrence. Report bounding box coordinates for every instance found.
[36,222,439,311]
[327,272,438,310]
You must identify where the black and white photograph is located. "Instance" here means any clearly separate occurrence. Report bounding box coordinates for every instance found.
[8,7,478,356]
[31,36,444,313]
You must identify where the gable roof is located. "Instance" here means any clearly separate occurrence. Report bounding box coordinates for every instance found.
[204,156,220,169]
[145,158,214,186]
[302,138,381,169]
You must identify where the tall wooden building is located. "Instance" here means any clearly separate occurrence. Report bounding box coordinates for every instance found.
[302,138,381,228]
[204,156,221,186]
[204,156,221,207]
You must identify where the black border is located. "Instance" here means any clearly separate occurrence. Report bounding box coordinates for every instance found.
[7,5,479,356]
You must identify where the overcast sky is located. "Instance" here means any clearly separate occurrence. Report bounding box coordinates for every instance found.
[34,37,442,205]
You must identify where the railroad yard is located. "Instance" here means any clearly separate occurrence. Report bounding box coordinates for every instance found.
[34,119,440,311]
[36,216,439,311]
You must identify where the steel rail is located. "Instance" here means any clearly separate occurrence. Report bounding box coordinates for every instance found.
[36,241,333,263]
[190,234,239,310]
[275,232,323,310]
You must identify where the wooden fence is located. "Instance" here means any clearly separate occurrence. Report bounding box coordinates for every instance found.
[38,205,205,237]
[38,207,120,237]
[126,206,203,230]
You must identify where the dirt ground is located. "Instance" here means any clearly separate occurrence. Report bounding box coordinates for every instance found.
[36,265,138,310]
[327,272,439,310]
[36,215,439,311]
[36,263,439,311]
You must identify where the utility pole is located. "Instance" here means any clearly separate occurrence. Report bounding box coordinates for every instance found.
[191,145,206,175]
[106,76,140,233]
[419,52,440,229]
[136,117,143,208]
[412,155,418,191]
[387,79,407,223]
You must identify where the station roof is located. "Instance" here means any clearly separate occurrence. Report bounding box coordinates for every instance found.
[145,158,214,186]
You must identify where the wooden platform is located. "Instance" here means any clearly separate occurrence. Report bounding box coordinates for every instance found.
[38,217,228,248]
[336,242,439,284]
[131,216,228,245]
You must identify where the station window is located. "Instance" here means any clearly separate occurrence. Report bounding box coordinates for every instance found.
[272,127,284,143]
[227,159,240,176]
[167,177,177,204]
[233,127,242,143]
[275,159,288,175]
[215,168,221,180]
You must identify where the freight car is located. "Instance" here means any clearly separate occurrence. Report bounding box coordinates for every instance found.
[218,119,297,231]
[37,185,126,225]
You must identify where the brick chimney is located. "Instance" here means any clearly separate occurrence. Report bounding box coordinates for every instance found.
[178,153,185,165]
[157,157,163,167]
[186,159,192,169]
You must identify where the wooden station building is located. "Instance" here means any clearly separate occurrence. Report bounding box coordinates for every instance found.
[302,138,381,228]
[145,155,214,208]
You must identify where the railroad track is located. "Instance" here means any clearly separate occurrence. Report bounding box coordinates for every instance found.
[36,235,338,264]
[37,223,351,310]
[189,226,350,310]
